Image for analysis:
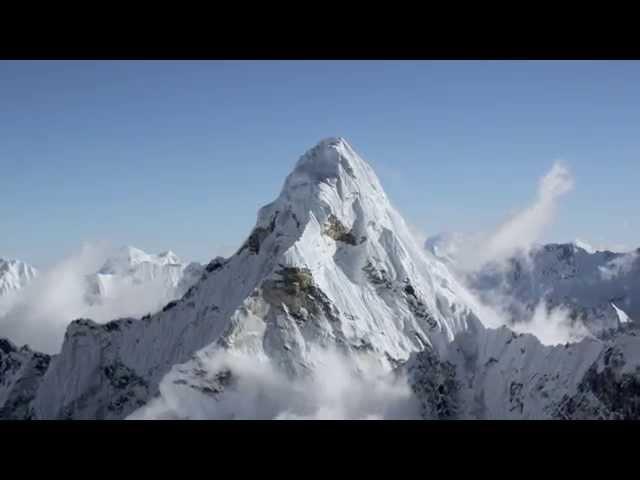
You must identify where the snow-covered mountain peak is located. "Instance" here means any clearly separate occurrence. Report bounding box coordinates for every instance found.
[84,246,202,312]
[171,138,490,379]
[249,137,398,261]
[286,136,384,193]
[0,258,38,298]
[98,246,183,275]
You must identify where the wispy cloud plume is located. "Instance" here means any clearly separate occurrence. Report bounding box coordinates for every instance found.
[508,301,590,346]
[599,250,639,280]
[449,162,574,272]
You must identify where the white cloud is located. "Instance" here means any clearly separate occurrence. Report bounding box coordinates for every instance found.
[0,243,110,353]
[451,162,574,272]
[130,348,421,420]
[405,221,429,249]
[599,250,638,280]
[510,301,590,346]
[574,238,596,254]
[0,242,188,354]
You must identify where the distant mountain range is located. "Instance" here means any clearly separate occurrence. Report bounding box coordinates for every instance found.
[0,259,38,299]
[1,247,203,309]
[425,233,638,339]
[84,246,203,307]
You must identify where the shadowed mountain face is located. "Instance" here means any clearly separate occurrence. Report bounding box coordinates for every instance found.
[2,138,640,420]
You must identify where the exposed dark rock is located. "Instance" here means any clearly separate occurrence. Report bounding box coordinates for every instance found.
[554,345,640,419]
[104,322,121,332]
[404,284,416,297]
[323,214,359,245]
[407,348,459,419]
[55,360,150,419]
[103,361,148,391]
[184,285,197,299]
[0,345,51,419]
[351,338,375,352]
[262,266,339,325]
[179,368,235,398]
[214,369,233,388]
[238,211,279,255]
[509,382,524,414]
[362,261,392,289]
[403,281,438,329]
[162,300,179,312]
[484,357,498,367]
[291,212,301,230]
[205,257,226,273]
[0,338,16,355]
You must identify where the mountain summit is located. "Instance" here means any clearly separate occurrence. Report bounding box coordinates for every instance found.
[0,259,38,299]
[87,245,202,307]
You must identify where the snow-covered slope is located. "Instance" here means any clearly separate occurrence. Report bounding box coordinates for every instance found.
[0,259,38,299]
[84,246,203,308]
[407,321,640,419]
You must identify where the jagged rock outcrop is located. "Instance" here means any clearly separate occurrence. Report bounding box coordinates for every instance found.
[0,338,50,419]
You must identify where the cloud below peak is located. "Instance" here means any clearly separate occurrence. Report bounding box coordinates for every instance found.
[449,161,574,272]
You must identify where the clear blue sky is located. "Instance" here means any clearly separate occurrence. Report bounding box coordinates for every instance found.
[1,60,638,267]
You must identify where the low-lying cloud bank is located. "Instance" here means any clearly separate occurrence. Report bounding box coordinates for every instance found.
[511,302,590,346]
[130,348,421,420]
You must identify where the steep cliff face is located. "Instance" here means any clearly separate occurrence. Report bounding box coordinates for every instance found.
[405,322,640,420]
